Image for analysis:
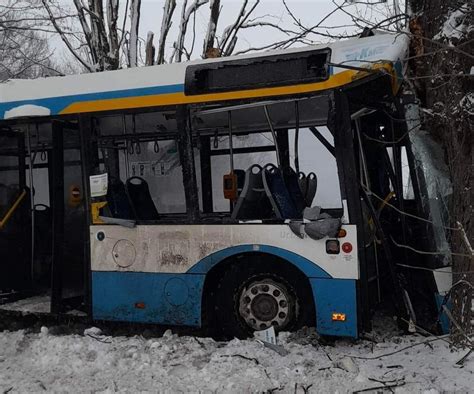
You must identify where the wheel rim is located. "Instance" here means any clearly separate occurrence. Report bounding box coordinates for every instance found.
[238,279,293,331]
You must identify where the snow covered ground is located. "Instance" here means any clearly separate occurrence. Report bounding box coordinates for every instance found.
[0,319,473,393]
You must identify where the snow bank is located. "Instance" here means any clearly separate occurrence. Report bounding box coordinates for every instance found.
[0,326,472,392]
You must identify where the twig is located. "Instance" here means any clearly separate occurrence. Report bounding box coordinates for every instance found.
[456,349,473,366]
[220,354,259,364]
[193,336,206,349]
[353,381,405,393]
[346,336,448,360]
[391,236,472,258]
[368,377,403,385]
[442,305,474,347]
[86,333,112,343]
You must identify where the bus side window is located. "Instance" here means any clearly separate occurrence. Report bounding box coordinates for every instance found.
[96,111,186,221]
[209,133,278,213]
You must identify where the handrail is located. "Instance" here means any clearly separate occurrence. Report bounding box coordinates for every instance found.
[0,190,27,230]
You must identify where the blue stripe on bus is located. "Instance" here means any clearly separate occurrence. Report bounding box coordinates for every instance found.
[186,244,332,279]
[310,278,357,337]
[92,271,204,326]
[0,83,184,118]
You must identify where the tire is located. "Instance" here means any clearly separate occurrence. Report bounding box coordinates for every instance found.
[212,256,314,339]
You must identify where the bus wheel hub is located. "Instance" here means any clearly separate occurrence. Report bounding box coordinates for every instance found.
[239,280,291,331]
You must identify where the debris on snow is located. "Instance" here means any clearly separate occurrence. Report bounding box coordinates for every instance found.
[256,339,290,357]
[254,326,277,344]
[39,326,48,338]
[334,356,359,373]
[84,327,103,337]
[163,328,174,338]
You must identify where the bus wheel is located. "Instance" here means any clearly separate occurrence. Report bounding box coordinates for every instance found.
[238,277,296,331]
[215,267,300,339]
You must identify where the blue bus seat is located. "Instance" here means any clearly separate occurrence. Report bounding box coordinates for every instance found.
[262,164,301,219]
[126,177,159,220]
[283,167,307,215]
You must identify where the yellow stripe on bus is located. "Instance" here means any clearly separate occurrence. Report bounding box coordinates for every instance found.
[60,65,395,115]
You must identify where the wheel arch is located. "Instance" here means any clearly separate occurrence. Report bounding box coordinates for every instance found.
[187,244,332,278]
[196,247,320,334]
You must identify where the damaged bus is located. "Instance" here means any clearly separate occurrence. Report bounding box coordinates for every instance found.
[0,31,453,338]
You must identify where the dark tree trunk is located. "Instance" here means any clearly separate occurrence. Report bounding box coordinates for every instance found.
[408,0,473,343]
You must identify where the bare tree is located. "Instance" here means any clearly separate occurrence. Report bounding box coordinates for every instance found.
[0,0,60,81]
[156,0,177,65]
[128,0,142,67]
[407,0,473,344]
[171,0,208,63]
[31,0,298,71]
[203,0,220,58]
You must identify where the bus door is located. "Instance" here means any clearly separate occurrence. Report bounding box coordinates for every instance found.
[0,120,86,314]
[50,120,87,314]
[0,129,31,297]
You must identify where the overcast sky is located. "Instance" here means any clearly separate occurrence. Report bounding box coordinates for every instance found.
[52,0,402,66]
[139,0,400,58]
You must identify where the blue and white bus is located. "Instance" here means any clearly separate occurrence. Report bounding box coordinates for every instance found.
[0,31,453,338]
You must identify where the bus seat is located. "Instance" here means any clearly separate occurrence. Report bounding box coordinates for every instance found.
[305,172,317,207]
[283,167,307,215]
[107,178,133,220]
[234,169,246,197]
[262,164,301,220]
[298,172,308,200]
[126,177,159,220]
[231,165,272,220]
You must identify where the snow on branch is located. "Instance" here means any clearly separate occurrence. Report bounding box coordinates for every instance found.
[220,0,262,57]
[128,0,142,67]
[106,0,120,68]
[72,0,97,65]
[156,0,176,64]
[172,0,208,63]
[41,0,94,72]
[145,31,155,65]
[202,0,220,58]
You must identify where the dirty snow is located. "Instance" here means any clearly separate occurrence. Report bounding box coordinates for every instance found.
[0,321,473,392]
[0,295,51,314]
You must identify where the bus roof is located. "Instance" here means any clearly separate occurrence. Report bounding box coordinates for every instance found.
[0,32,408,121]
